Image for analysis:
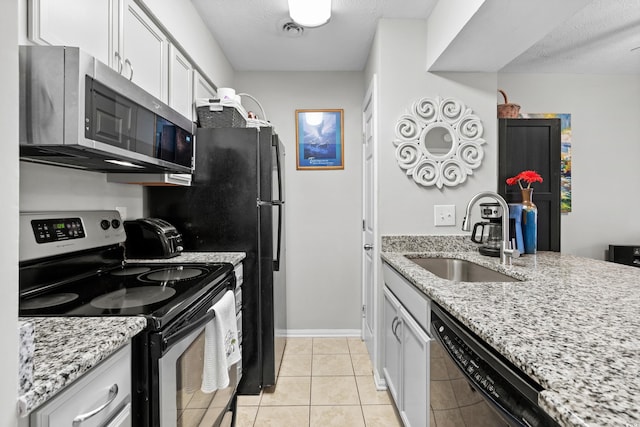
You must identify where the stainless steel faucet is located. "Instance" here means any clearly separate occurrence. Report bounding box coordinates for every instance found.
[462,191,520,264]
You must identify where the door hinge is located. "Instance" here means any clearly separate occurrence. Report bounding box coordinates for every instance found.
[362,219,365,231]
[362,305,366,316]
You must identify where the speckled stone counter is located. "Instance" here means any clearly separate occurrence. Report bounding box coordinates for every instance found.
[381,235,640,427]
[16,317,146,417]
[127,251,245,265]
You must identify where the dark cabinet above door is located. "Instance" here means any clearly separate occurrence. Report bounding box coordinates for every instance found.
[498,118,561,252]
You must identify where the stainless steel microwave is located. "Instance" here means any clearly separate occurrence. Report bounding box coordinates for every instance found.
[19,46,194,173]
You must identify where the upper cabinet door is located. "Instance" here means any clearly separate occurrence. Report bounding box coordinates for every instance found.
[28,0,118,67]
[168,45,194,120]
[120,0,168,102]
[193,70,217,122]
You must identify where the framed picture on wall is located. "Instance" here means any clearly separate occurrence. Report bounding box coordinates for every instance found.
[295,109,344,170]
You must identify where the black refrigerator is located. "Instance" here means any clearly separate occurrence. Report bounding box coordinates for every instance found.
[146,126,286,395]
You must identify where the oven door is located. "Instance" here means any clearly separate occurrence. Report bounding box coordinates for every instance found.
[158,323,239,427]
[148,274,238,427]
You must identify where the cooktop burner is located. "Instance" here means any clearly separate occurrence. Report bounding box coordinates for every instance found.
[91,286,177,309]
[21,292,79,310]
[110,266,152,276]
[141,267,206,282]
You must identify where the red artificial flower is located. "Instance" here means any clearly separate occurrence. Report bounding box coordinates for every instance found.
[506,170,543,189]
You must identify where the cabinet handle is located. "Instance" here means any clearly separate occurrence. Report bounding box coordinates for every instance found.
[124,58,134,81]
[72,384,119,426]
[114,52,123,74]
[393,318,402,342]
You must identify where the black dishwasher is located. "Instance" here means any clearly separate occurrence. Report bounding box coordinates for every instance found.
[430,304,560,427]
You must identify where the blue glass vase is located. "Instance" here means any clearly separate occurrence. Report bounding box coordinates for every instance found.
[521,189,538,254]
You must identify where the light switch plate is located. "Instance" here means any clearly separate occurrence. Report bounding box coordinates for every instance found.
[434,205,456,226]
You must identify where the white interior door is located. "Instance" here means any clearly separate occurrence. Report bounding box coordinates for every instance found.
[361,76,377,358]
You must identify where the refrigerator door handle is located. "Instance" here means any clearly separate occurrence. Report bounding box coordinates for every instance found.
[273,138,283,272]
[257,200,284,206]
[257,198,283,271]
[273,201,283,271]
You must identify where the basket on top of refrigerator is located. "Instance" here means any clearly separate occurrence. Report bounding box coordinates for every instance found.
[195,96,248,128]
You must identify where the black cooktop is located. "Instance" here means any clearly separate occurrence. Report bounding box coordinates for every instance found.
[19,262,233,322]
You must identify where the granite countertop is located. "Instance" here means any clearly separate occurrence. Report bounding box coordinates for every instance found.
[380,235,640,427]
[126,251,245,265]
[16,317,146,416]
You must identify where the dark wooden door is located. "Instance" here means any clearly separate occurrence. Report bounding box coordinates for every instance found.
[498,118,561,252]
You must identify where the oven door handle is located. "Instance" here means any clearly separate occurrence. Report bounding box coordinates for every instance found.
[162,309,216,350]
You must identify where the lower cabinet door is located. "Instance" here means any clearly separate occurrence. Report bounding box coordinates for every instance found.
[400,305,431,427]
[382,287,401,403]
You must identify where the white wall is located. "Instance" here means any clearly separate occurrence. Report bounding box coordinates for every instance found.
[20,163,144,219]
[498,73,640,259]
[2,0,20,425]
[234,72,365,333]
[373,20,499,236]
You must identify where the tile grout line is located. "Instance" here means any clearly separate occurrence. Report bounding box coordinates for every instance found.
[247,338,387,427]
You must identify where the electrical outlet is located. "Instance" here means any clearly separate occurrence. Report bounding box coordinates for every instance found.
[434,205,455,226]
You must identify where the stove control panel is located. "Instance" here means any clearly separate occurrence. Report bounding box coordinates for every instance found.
[31,217,86,243]
[20,210,126,262]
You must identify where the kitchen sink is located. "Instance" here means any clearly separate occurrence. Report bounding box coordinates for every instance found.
[408,257,521,282]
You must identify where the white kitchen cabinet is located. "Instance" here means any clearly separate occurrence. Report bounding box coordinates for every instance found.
[168,44,194,120]
[383,287,402,404]
[28,343,132,427]
[234,263,244,383]
[194,70,217,100]
[120,0,168,101]
[400,304,430,427]
[382,263,431,427]
[28,0,170,103]
[27,0,118,67]
[193,69,217,120]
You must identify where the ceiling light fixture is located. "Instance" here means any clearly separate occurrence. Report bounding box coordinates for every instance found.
[288,0,331,28]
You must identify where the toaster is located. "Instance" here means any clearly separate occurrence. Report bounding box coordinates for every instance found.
[124,218,184,259]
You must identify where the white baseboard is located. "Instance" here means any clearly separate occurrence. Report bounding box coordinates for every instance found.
[373,369,387,391]
[285,329,362,338]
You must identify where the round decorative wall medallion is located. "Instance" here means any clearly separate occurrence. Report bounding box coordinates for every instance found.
[393,96,485,189]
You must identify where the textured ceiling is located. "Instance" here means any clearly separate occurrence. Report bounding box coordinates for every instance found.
[191,0,437,71]
[501,0,640,74]
[192,0,640,74]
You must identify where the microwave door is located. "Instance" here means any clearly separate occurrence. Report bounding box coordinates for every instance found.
[87,77,137,151]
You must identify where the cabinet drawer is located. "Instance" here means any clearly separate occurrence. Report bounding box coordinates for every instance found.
[234,263,244,285]
[382,262,430,331]
[235,285,242,314]
[30,344,132,427]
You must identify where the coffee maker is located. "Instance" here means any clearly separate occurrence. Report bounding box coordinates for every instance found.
[471,202,503,257]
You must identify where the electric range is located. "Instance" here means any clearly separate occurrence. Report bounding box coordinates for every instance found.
[19,210,238,426]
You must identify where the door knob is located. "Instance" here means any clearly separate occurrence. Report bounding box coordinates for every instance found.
[364,244,373,250]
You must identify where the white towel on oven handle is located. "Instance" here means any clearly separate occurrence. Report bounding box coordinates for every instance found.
[201,290,241,393]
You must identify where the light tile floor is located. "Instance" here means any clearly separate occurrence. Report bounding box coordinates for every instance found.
[236,337,404,427]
